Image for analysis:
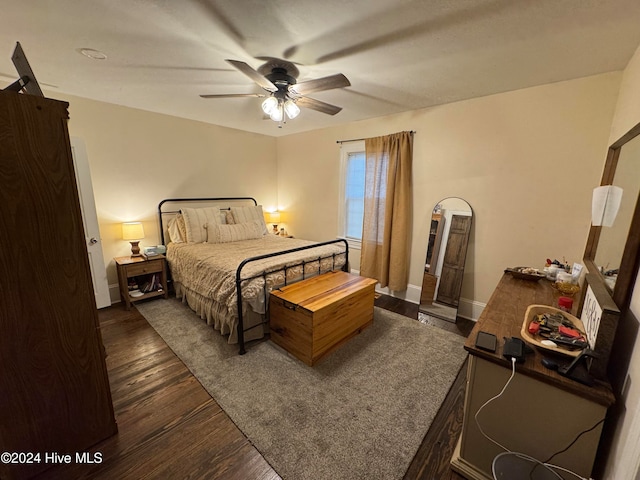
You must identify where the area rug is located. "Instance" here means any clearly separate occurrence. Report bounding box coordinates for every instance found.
[136,298,467,480]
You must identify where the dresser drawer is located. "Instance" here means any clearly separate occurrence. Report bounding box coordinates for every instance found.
[126,259,163,276]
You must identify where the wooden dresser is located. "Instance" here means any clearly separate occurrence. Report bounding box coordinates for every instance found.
[450,273,615,480]
[0,91,117,479]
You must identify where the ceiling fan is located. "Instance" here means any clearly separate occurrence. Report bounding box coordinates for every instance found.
[200,58,350,123]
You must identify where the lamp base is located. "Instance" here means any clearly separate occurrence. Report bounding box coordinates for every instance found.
[130,241,142,257]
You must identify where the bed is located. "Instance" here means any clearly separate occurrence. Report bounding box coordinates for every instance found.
[158,197,349,354]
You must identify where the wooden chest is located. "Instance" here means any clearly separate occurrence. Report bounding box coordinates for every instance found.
[269,271,377,366]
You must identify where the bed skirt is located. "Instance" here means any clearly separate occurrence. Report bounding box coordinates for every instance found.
[174,281,267,344]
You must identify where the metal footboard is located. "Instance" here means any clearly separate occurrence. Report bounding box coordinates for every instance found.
[235,238,349,355]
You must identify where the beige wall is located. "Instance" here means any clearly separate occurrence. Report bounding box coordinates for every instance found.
[49,93,278,295]
[276,72,621,309]
[602,43,640,480]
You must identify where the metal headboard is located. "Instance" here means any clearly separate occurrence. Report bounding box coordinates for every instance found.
[157,197,258,245]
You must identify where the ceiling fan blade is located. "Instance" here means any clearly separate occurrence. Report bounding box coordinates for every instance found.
[289,73,350,95]
[225,59,277,92]
[296,96,343,115]
[200,93,266,98]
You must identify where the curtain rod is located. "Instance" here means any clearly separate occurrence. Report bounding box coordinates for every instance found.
[336,130,416,144]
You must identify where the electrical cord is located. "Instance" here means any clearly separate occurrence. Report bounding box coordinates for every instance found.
[474,356,517,452]
[496,452,591,480]
[491,452,564,480]
[543,462,592,480]
[476,356,593,480]
[540,417,605,464]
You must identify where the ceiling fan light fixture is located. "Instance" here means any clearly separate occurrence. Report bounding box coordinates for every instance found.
[261,96,278,115]
[269,104,284,122]
[284,99,300,119]
[204,58,348,126]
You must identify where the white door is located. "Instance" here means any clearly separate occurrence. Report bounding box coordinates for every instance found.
[70,137,111,309]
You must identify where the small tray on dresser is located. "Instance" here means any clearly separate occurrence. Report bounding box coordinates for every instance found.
[505,266,546,282]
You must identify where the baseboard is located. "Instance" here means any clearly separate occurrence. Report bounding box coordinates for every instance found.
[108,283,121,305]
[375,282,423,305]
[113,269,487,320]
[350,268,485,321]
[457,299,485,322]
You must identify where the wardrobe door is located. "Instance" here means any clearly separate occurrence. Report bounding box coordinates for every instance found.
[0,91,116,480]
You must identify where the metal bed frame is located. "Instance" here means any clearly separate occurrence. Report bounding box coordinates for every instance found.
[158,197,349,355]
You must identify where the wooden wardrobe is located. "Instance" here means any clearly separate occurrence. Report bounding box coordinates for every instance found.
[0,90,116,479]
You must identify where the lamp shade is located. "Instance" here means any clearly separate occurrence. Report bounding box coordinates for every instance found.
[268,211,281,223]
[261,96,278,115]
[269,105,284,122]
[122,222,145,240]
[284,100,300,119]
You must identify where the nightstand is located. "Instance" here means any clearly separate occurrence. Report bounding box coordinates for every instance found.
[115,255,168,310]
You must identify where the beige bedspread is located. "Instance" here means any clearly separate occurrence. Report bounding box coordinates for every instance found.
[167,235,347,343]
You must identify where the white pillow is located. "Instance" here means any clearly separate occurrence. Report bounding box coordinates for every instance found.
[223,209,235,224]
[230,205,268,235]
[181,207,224,243]
[167,215,184,243]
[209,220,264,244]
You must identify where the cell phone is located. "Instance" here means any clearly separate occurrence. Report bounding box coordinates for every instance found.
[475,331,497,352]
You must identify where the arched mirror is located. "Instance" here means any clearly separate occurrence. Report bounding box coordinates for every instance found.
[419,197,473,323]
[584,120,640,310]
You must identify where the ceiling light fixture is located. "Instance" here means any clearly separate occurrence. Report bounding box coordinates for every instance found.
[269,103,284,122]
[77,48,108,60]
[261,96,278,115]
[261,90,300,124]
[283,99,300,119]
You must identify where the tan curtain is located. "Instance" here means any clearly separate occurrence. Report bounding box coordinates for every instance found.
[360,131,413,291]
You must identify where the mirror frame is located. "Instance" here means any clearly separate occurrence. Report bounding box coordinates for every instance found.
[419,197,473,322]
[584,120,640,310]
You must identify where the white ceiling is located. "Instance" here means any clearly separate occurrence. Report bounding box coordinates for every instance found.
[2,0,640,137]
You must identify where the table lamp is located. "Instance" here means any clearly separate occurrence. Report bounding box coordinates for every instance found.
[268,211,281,234]
[122,222,145,257]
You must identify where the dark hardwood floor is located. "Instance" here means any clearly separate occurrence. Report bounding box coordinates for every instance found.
[36,295,472,480]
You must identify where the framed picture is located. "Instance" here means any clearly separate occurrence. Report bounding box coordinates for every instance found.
[578,273,621,380]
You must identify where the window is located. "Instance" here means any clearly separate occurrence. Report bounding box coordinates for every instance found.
[338,141,365,247]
